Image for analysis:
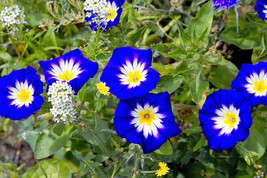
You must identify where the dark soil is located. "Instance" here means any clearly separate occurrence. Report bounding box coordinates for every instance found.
[0,122,35,174]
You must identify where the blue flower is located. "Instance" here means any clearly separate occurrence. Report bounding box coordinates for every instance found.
[199,90,252,150]
[231,62,267,106]
[84,0,125,31]
[100,47,160,100]
[212,0,238,10]
[39,49,98,95]
[255,0,267,20]
[114,92,181,154]
[0,67,44,120]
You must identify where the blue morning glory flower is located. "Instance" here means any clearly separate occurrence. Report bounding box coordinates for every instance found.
[39,49,98,95]
[84,0,125,31]
[255,0,267,20]
[212,0,238,10]
[100,47,160,100]
[199,90,252,150]
[231,62,267,106]
[114,92,181,154]
[0,67,44,120]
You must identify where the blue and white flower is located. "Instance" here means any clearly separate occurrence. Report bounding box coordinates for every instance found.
[0,67,43,120]
[100,47,160,100]
[231,62,267,106]
[199,90,252,150]
[114,92,181,153]
[39,49,98,95]
[84,0,125,30]
[212,0,238,10]
[255,0,267,20]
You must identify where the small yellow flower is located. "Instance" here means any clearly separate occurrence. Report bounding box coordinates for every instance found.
[256,170,264,177]
[96,82,110,95]
[156,162,170,177]
[254,164,262,169]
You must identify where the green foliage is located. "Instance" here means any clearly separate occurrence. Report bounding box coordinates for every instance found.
[35,124,76,159]
[236,106,267,165]
[155,140,173,155]
[0,0,266,177]
[22,159,78,178]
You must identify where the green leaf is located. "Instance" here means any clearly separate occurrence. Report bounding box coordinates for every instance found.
[219,25,262,50]
[34,125,76,159]
[177,22,191,42]
[153,75,183,94]
[24,121,48,151]
[207,55,239,89]
[78,119,111,154]
[22,159,78,178]
[189,66,209,108]
[188,1,214,46]
[126,26,147,45]
[53,123,65,136]
[193,136,207,152]
[236,109,267,164]
[155,140,173,155]
[259,31,267,57]
[71,151,101,176]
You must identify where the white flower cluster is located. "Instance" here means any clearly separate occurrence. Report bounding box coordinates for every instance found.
[48,81,77,125]
[83,0,109,27]
[0,5,26,29]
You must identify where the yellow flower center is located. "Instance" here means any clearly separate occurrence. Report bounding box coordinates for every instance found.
[127,70,142,84]
[224,112,238,129]
[253,79,267,93]
[254,164,261,169]
[17,88,32,103]
[138,110,156,126]
[156,162,170,177]
[107,9,116,20]
[257,171,263,176]
[96,82,110,95]
[58,70,75,81]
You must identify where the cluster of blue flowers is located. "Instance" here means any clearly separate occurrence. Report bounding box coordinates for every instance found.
[0,49,98,121]
[199,62,267,150]
[0,0,266,155]
[0,47,181,154]
[100,47,181,153]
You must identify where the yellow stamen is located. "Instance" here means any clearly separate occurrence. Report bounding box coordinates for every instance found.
[139,110,155,126]
[253,79,267,93]
[58,70,75,81]
[224,112,238,128]
[17,89,31,103]
[127,70,142,84]
[107,9,116,20]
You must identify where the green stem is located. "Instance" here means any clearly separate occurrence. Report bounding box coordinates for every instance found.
[111,163,118,178]
[36,160,48,178]
[9,34,23,60]
[144,16,180,44]
[111,154,127,178]
[93,25,101,61]
[234,5,239,34]
[140,170,156,174]
[132,155,140,178]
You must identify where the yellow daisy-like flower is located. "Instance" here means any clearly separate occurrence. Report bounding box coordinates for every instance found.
[156,162,170,177]
[254,164,262,169]
[96,82,110,95]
